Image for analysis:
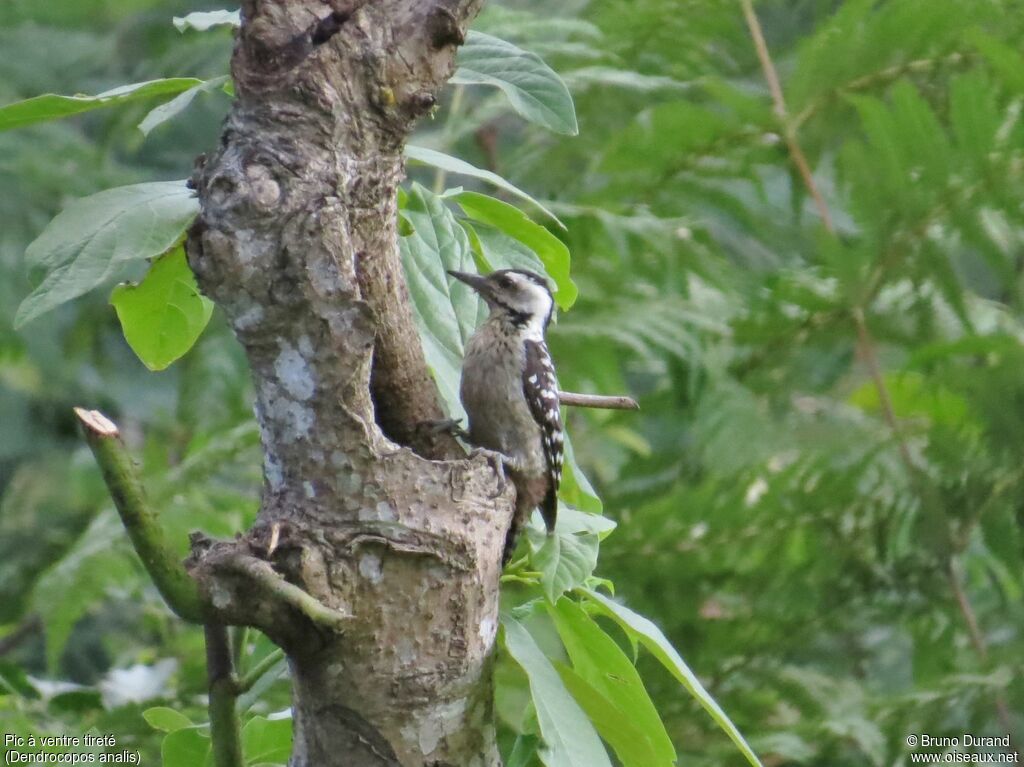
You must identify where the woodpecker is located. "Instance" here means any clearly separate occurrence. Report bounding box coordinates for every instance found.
[448,268,563,562]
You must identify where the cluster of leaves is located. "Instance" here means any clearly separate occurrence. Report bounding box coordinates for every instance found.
[1,4,761,767]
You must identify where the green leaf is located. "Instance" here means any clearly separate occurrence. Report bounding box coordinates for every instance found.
[399,183,482,417]
[0,660,40,699]
[559,433,602,513]
[456,192,576,309]
[405,145,563,227]
[555,666,667,767]
[15,180,198,328]
[139,76,230,136]
[453,31,578,135]
[462,220,548,282]
[242,715,292,765]
[502,615,612,767]
[143,707,194,733]
[506,734,540,767]
[48,689,104,714]
[582,589,764,767]
[527,524,599,603]
[173,9,241,32]
[0,79,204,132]
[548,600,675,766]
[110,246,214,371]
[162,727,211,767]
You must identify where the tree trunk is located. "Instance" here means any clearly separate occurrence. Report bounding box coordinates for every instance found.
[184,2,512,764]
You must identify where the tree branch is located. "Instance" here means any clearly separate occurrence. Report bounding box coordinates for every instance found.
[558,391,639,411]
[221,555,351,632]
[74,407,204,623]
[237,648,286,694]
[205,623,244,767]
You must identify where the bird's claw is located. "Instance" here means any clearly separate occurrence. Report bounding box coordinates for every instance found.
[419,417,470,441]
[470,447,509,498]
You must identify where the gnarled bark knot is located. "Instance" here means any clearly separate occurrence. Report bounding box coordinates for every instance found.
[183,1,509,765]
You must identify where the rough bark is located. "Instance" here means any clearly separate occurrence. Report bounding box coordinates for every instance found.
[184,2,513,765]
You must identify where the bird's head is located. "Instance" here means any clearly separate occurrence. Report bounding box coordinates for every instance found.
[448,269,554,331]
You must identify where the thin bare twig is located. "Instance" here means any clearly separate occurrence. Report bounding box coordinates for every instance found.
[739,2,1020,753]
[205,623,244,767]
[558,391,639,411]
[740,0,834,233]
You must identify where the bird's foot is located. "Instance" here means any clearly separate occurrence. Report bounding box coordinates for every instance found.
[417,417,470,441]
[469,447,513,498]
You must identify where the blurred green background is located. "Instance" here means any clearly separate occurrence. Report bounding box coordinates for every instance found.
[2,0,1023,765]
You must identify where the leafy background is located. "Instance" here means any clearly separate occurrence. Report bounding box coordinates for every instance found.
[2,0,1024,765]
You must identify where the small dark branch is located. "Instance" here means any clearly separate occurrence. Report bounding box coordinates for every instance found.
[74,408,204,623]
[205,623,245,767]
[0,615,41,657]
[558,391,639,411]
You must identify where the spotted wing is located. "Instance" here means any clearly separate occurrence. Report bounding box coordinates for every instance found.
[523,339,563,531]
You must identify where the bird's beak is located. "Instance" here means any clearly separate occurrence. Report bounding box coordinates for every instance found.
[447,270,490,296]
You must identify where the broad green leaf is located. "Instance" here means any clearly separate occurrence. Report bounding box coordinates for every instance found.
[405,145,563,227]
[242,715,292,765]
[15,180,198,328]
[453,31,578,135]
[559,433,601,513]
[462,221,548,282]
[555,666,667,767]
[162,727,211,767]
[456,192,576,309]
[110,246,214,371]
[536,506,615,540]
[502,616,612,767]
[527,524,599,603]
[173,9,241,32]
[139,76,230,136]
[0,79,203,132]
[399,183,482,417]
[582,589,764,767]
[548,600,675,766]
[143,707,193,733]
